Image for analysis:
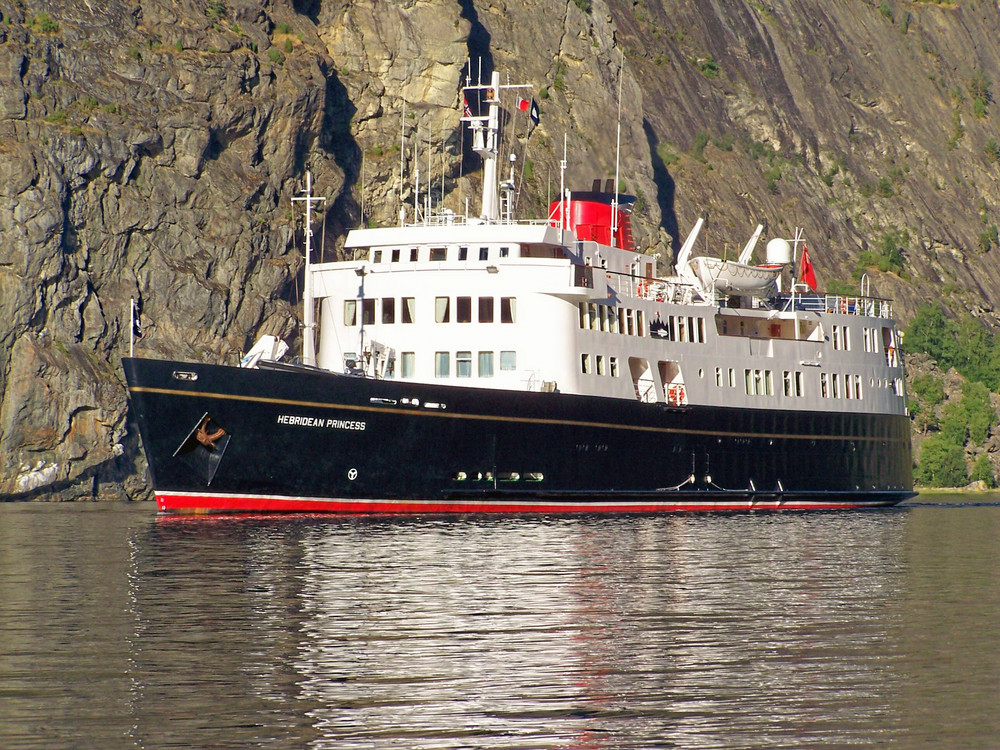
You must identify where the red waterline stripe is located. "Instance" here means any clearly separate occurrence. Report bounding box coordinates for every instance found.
[156,492,889,515]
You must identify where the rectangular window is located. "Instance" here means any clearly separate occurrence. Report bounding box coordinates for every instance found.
[832,373,841,398]
[589,303,599,330]
[344,299,357,326]
[863,327,872,352]
[637,310,645,337]
[598,304,608,332]
[391,248,400,262]
[409,247,418,262]
[582,353,591,374]
[844,327,852,351]
[435,351,450,378]
[698,318,706,343]
[783,370,793,397]
[745,369,753,395]
[372,250,382,263]
[430,247,447,261]
[456,351,472,378]
[607,306,618,333]
[579,302,587,329]
[832,325,841,350]
[821,372,829,398]
[361,298,375,325]
[795,371,804,397]
[855,376,863,400]
[754,369,764,395]
[401,352,415,378]
[478,351,494,377]
[382,297,395,324]
[499,246,510,258]
[626,309,635,336]
[716,367,724,387]
[435,297,450,323]
[479,246,489,261]
[676,316,687,341]
[457,296,472,323]
[402,297,415,324]
[596,354,605,375]
[764,370,773,396]
[500,350,516,371]
[501,297,516,324]
[610,357,619,377]
[458,246,468,261]
[479,297,494,323]
[729,368,736,388]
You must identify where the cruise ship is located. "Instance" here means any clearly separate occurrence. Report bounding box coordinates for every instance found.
[123,70,914,514]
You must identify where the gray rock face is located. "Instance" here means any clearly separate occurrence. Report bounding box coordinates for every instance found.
[2,0,1000,499]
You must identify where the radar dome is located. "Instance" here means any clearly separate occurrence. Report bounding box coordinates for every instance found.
[765,238,793,265]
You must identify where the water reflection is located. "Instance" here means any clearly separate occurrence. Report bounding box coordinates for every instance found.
[7,502,1000,748]
[123,512,910,748]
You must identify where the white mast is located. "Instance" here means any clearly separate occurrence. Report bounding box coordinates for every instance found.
[612,52,624,241]
[480,71,502,220]
[292,171,325,367]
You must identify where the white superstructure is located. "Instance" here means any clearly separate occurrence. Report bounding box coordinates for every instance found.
[296,70,907,420]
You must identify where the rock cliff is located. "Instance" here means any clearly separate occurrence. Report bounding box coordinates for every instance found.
[2,0,999,499]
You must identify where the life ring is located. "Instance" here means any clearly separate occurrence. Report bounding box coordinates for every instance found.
[840,299,848,314]
[887,345,895,360]
[638,282,646,297]
[678,385,686,403]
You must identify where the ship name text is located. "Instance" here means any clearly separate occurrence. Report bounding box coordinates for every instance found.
[277,414,366,431]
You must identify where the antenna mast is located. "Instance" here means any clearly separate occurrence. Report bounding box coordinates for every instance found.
[292,171,325,367]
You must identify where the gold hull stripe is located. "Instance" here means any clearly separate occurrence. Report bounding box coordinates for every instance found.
[129,386,908,444]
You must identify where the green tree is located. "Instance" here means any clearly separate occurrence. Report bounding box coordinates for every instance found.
[960,380,994,445]
[915,436,968,487]
[911,373,946,406]
[905,304,961,369]
[970,454,996,487]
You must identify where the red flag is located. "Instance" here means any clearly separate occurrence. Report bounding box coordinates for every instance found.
[800,246,817,291]
[518,98,530,111]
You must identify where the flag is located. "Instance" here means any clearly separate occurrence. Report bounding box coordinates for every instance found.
[462,97,472,118]
[800,246,817,291]
[132,298,143,338]
[529,99,540,125]
[518,97,529,112]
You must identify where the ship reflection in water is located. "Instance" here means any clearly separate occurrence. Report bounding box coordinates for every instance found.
[132,512,911,748]
[5,503,1000,748]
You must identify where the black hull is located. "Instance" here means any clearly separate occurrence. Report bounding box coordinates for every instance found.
[123,357,914,514]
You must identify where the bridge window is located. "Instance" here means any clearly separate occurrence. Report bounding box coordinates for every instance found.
[479,246,489,261]
[501,297,516,324]
[361,299,375,325]
[457,296,472,323]
[435,297,450,323]
[458,246,468,261]
[500,351,516,371]
[479,297,494,323]
[456,351,472,377]
[430,247,447,261]
[344,300,357,326]
[382,297,395,324]
[391,248,400,262]
[409,247,418,262]
[402,297,415,323]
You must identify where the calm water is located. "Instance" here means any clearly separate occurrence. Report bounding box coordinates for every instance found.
[1,498,999,749]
